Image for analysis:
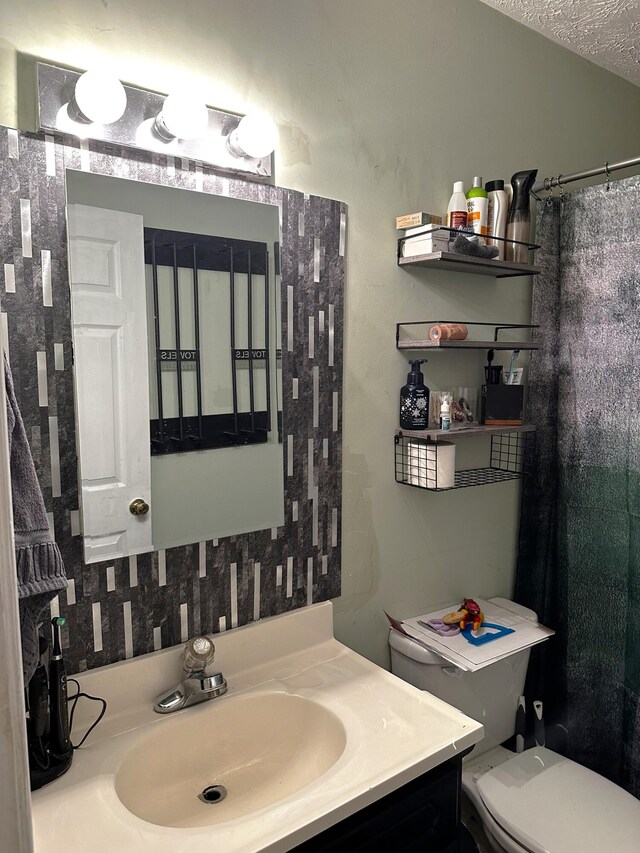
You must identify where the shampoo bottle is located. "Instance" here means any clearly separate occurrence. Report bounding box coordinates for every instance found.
[486,179,508,260]
[446,181,468,233]
[400,360,429,430]
[506,169,538,263]
[466,177,489,242]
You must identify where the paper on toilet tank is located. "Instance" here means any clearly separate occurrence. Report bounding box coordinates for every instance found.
[399,598,554,672]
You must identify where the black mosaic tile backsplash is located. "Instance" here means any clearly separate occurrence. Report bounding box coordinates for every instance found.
[0,127,345,673]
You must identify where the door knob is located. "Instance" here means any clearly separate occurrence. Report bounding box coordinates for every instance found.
[129,498,150,516]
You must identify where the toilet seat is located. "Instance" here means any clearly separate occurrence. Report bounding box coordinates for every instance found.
[475,747,640,853]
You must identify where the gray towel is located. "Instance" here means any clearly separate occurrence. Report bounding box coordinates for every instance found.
[451,233,500,259]
[4,353,67,683]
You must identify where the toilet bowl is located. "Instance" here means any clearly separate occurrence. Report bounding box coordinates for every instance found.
[389,598,640,853]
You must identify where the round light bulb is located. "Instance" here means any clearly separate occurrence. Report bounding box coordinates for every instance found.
[155,93,209,140]
[55,104,99,139]
[228,112,278,160]
[73,70,127,125]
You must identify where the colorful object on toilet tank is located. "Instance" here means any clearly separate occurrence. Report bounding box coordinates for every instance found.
[461,621,515,646]
[442,598,485,631]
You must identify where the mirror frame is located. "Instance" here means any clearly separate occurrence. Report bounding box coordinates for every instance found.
[1,127,345,673]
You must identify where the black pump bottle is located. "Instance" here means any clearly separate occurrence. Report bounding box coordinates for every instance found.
[400,359,429,430]
[506,169,538,263]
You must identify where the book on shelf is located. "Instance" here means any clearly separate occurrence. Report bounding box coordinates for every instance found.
[401,233,451,257]
[403,222,449,238]
[396,211,442,230]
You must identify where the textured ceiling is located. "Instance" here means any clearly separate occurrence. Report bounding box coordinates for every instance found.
[479,0,640,86]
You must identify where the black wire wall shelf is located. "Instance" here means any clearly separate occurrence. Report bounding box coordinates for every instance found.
[394,429,535,492]
[396,321,539,352]
[397,226,540,278]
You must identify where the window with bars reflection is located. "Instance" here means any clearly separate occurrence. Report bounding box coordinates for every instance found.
[144,227,282,455]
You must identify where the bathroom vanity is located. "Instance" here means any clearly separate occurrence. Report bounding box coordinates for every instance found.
[30,603,483,852]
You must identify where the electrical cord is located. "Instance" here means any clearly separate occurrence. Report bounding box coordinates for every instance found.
[67,678,107,748]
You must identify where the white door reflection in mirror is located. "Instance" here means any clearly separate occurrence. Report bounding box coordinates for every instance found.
[67,203,152,564]
[65,171,284,557]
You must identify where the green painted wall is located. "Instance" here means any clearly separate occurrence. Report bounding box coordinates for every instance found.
[2,0,640,667]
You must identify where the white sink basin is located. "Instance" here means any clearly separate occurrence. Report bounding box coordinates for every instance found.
[114,691,346,828]
[31,602,483,853]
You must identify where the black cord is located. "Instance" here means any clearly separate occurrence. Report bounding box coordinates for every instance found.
[67,678,107,748]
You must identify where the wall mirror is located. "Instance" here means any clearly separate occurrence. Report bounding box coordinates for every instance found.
[65,170,284,563]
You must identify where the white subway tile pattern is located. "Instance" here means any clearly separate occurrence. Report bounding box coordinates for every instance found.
[20,199,32,258]
[4,263,15,293]
[48,416,61,497]
[53,343,64,370]
[41,249,52,307]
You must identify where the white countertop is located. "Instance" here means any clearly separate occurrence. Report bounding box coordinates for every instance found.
[31,602,483,852]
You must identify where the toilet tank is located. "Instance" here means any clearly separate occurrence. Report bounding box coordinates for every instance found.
[389,598,536,756]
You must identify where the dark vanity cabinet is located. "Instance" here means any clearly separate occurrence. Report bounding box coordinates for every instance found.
[295,755,473,852]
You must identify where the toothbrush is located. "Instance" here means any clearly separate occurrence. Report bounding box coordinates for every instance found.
[516,695,526,753]
[533,700,545,748]
[49,617,72,756]
[506,349,520,384]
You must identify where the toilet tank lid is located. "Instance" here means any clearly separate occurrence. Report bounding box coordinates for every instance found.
[388,598,553,672]
[477,747,640,853]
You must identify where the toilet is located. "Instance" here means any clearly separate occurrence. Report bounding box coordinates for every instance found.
[389,597,640,853]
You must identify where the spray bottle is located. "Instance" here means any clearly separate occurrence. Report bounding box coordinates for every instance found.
[506,169,538,263]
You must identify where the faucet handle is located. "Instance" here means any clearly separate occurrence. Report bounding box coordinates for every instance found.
[182,636,215,674]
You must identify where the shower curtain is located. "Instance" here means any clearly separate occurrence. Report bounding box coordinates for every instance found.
[516,174,640,798]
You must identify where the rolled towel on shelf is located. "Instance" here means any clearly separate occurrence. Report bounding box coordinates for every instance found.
[429,323,469,342]
[451,233,499,260]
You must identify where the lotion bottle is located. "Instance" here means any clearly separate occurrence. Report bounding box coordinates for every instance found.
[400,360,429,430]
[446,181,468,233]
[486,179,508,260]
[466,177,488,242]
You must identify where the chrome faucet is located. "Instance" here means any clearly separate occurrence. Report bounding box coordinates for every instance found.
[154,636,228,714]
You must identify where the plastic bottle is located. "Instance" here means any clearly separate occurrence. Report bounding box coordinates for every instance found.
[439,395,451,431]
[446,181,468,233]
[506,169,538,263]
[466,177,489,243]
[400,360,430,430]
[486,179,508,260]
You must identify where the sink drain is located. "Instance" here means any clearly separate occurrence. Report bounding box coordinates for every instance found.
[199,784,227,804]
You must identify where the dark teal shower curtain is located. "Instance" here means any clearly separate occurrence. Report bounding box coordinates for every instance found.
[516,175,640,797]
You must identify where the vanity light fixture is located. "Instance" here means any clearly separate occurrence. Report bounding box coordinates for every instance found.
[153,92,210,141]
[37,61,276,179]
[70,69,127,125]
[227,111,279,160]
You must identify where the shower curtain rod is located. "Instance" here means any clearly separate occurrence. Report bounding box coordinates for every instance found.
[532,154,640,195]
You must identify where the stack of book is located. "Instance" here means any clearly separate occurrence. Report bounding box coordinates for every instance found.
[400,224,451,257]
[396,211,449,258]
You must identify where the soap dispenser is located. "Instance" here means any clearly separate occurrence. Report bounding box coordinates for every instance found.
[400,360,429,430]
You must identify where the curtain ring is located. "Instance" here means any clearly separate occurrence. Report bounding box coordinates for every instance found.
[604,161,611,191]
[557,177,565,200]
[543,176,553,207]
